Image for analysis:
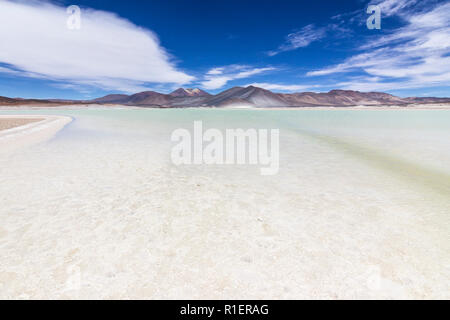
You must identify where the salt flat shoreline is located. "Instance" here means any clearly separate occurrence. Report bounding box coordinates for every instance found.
[1,103,450,111]
[0,118,43,131]
[0,115,72,152]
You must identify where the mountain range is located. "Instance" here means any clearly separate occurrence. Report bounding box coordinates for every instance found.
[1,86,450,108]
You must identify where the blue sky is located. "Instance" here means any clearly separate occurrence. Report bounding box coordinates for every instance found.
[0,0,449,99]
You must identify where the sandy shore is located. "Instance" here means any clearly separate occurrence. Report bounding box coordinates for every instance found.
[0,115,72,152]
[0,118,43,131]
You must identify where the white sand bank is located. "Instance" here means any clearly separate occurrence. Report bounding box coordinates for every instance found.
[0,115,72,152]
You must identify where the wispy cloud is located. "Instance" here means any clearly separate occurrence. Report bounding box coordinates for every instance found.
[201,65,276,90]
[0,66,22,76]
[268,24,327,56]
[307,1,450,92]
[370,0,419,17]
[206,68,225,75]
[0,0,194,93]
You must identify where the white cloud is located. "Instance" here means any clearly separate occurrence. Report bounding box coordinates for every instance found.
[247,83,320,92]
[201,66,275,90]
[235,68,275,78]
[268,24,327,56]
[0,0,194,93]
[206,67,224,75]
[306,1,450,92]
[201,76,232,90]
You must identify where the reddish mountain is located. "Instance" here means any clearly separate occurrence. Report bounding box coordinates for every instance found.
[206,86,289,107]
[280,90,407,107]
[1,87,450,107]
[92,94,130,104]
[126,91,172,107]
[169,88,210,97]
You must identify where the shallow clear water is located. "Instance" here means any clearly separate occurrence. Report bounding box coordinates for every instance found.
[0,108,449,299]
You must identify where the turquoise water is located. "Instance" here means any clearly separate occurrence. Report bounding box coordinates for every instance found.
[0,108,449,299]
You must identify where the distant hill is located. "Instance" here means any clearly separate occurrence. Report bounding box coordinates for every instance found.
[280,90,408,107]
[0,96,78,106]
[91,94,130,104]
[2,86,450,108]
[0,96,17,104]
